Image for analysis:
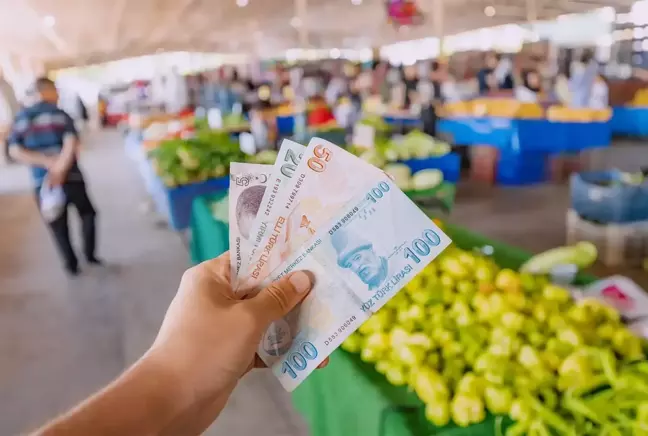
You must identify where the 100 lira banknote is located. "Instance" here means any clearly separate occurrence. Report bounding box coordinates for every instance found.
[252,176,451,390]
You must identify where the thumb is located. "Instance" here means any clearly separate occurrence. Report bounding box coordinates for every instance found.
[246,271,313,327]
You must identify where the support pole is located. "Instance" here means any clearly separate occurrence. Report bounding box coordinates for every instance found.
[432,0,445,55]
[526,0,538,22]
[295,0,309,48]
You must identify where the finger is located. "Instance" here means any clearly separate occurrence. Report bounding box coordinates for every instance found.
[317,357,329,369]
[197,251,231,282]
[245,271,312,326]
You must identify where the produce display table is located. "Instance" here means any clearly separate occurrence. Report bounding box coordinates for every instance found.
[187,201,599,436]
[438,117,610,152]
[611,106,648,137]
[124,134,230,231]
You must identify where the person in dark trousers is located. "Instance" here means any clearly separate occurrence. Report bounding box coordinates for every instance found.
[8,77,99,276]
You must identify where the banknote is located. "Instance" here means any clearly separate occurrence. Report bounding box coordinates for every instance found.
[243,139,305,274]
[237,138,386,292]
[228,163,272,284]
[251,177,451,391]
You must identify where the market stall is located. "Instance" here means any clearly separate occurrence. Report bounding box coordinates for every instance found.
[189,192,648,436]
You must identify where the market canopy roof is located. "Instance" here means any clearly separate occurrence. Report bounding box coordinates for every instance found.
[0,0,637,69]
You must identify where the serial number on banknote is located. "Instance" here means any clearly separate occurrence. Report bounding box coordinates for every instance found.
[324,315,358,346]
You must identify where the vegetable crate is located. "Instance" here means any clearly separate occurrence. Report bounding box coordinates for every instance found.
[153,176,230,231]
[566,209,648,267]
[570,170,648,224]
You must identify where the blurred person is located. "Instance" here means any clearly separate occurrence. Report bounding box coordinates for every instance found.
[8,77,99,276]
[164,67,189,114]
[0,68,20,163]
[477,52,514,95]
[515,69,543,103]
[568,50,598,108]
[589,75,609,109]
[554,60,572,106]
[77,95,89,131]
[32,253,328,436]
[402,65,419,108]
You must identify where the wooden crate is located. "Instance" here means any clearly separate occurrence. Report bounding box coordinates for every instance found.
[566,209,648,267]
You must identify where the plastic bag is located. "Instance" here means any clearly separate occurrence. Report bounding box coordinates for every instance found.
[40,182,66,223]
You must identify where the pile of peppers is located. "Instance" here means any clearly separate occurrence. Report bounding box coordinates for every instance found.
[341,245,648,435]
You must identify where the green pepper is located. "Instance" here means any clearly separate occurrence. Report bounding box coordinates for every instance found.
[484,385,513,414]
[451,394,485,427]
[425,400,450,427]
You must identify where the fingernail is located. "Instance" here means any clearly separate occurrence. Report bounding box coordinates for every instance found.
[290,271,312,293]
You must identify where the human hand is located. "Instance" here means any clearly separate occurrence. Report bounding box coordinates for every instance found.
[47,160,68,186]
[146,252,326,435]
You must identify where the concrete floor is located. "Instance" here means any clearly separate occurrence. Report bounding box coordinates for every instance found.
[0,131,647,435]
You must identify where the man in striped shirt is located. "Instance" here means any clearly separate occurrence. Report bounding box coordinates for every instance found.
[8,77,99,276]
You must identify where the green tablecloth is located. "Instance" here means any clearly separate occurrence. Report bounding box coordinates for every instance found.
[189,194,597,436]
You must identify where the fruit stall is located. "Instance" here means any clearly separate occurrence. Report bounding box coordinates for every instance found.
[610,88,648,137]
[189,193,648,436]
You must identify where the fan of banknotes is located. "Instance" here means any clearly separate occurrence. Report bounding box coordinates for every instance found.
[228,138,452,391]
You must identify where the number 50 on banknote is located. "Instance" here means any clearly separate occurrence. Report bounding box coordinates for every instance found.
[255,175,451,391]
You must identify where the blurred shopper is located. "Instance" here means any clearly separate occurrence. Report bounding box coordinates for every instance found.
[515,70,543,102]
[403,65,419,108]
[77,95,89,131]
[477,52,514,95]
[0,69,20,163]
[568,50,598,108]
[164,67,189,114]
[589,75,609,109]
[7,77,99,276]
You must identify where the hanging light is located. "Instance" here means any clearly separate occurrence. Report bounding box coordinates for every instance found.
[351,0,362,4]
[484,6,496,17]
[236,0,248,7]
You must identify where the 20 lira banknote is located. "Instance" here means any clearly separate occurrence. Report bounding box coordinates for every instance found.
[251,177,451,391]
[243,139,305,275]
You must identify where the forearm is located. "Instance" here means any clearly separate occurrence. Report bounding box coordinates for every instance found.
[56,135,79,171]
[8,146,53,168]
[34,351,195,436]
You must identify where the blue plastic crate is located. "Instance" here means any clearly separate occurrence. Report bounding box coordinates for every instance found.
[514,119,568,152]
[611,107,648,137]
[570,170,648,224]
[400,152,461,183]
[496,150,547,186]
[276,115,295,136]
[149,174,230,231]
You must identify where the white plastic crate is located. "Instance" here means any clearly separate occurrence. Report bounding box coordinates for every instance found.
[566,209,648,267]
